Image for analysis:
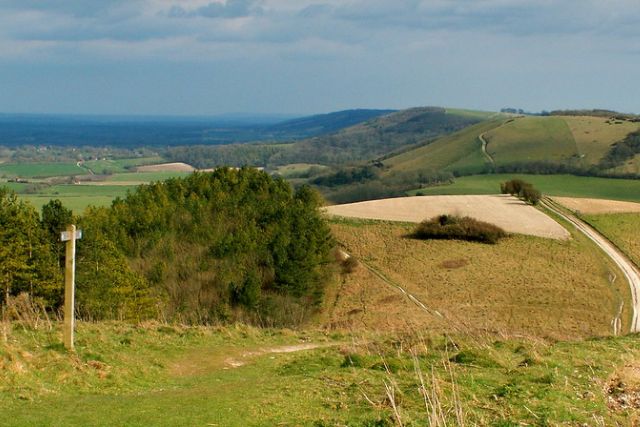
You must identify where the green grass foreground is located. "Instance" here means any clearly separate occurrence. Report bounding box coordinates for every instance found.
[2,322,640,426]
[411,174,640,202]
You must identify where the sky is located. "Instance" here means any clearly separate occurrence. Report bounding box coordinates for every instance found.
[1,0,639,116]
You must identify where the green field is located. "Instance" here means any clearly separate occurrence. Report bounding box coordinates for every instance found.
[105,171,192,183]
[14,185,135,213]
[410,174,640,202]
[3,322,640,426]
[0,162,87,178]
[583,213,640,266]
[484,116,578,165]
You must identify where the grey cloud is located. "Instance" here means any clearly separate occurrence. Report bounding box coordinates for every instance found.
[168,0,263,19]
[0,0,137,18]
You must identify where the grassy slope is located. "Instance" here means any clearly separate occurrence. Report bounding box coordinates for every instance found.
[484,116,578,165]
[330,219,628,339]
[385,115,640,179]
[2,322,640,426]
[563,116,639,165]
[410,174,640,202]
[583,213,640,267]
[383,120,503,175]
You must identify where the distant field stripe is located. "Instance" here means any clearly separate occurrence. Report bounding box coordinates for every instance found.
[0,162,87,178]
[410,174,640,202]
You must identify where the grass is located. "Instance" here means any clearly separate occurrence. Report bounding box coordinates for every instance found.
[583,213,640,267]
[20,185,135,213]
[384,120,502,175]
[562,116,639,165]
[484,116,578,166]
[105,171,192,183]
[2,321,640,425]
[410,174,640,202]
[329,219,629,339]
[0,162,87,178]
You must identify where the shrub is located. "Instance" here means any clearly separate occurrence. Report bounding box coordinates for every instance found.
[500,179,542,205]
[411,215,507,244]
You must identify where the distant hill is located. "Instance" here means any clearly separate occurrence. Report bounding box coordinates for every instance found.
[264,109,396,139]
[383,114,640,178]
[166,107,488,169]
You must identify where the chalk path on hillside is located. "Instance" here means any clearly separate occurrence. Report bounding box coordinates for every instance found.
[326,195,570,240]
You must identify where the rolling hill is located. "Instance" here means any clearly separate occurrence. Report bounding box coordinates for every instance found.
[166,107,487,169]
[381,114,640,183]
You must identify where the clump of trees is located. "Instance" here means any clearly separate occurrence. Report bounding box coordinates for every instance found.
[0,192,69,311]
[599,130,640,170]
[411,215,507,244]
[1,168,335,327]
[500,179,542,205]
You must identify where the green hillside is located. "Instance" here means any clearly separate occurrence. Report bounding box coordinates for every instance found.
[166,107,488,169]
[484,116,578,166]
[381,114,640,186]
[383,119,503,176]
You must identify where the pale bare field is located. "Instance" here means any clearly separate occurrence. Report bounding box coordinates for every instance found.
[135,162,195,172]
[326,195,569,239]
[327,221,627,339]
[554,197,640,214]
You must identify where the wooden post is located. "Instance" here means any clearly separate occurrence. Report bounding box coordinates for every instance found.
[61,224,82,351]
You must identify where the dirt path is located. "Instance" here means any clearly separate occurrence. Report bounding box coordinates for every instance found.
[171,342,336,376]
[542,198,640,332]
[479,132,495,166]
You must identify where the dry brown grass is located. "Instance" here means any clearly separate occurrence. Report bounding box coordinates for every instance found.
[135,162,195,172]
[327,220,626,339]
[554,197,640,214]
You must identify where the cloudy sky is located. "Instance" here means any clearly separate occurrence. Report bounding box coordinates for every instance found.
[1,0,639,116]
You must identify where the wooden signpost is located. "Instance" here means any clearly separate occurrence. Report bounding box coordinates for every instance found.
[61,224,82,351]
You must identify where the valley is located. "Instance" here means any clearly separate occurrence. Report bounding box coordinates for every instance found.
[2,106,640,425]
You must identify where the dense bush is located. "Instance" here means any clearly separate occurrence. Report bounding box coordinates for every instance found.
[500,179,542,205]
[411,215,507,244]
[78,168,335,325]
